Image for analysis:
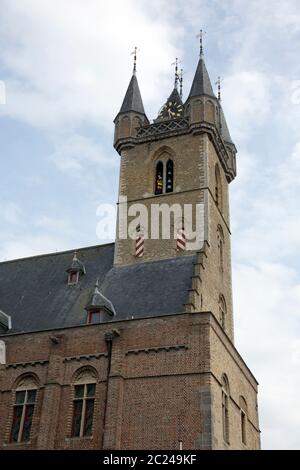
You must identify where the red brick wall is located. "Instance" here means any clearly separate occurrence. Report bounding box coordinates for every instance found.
[0,313,259,450]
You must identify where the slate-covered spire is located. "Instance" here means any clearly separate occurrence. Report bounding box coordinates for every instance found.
[85,280,116,316]
[118,49,146,116]
[118,74,146,115]
[187,56,216,100]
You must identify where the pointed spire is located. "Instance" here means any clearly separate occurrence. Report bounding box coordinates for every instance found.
[117,47,146,116]
[168,87,183,106]
[220,105,233,144]
[118,74,146,115]
[187,31,216,100]
[85,280,116,316]
[187,56,216,100]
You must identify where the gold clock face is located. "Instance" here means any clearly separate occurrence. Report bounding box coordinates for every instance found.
[158,101,183,120]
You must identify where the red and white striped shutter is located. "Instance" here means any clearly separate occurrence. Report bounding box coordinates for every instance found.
[135,226,144,257]
[177,226,186,251]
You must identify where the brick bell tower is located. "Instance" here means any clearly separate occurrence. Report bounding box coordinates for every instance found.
[112,43,261,449]
[113,47,237,342]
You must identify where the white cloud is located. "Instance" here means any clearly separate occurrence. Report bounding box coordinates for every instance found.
[0,0,180,129]
[234,261,300,449]
[0,234,70,261]
[48,134,117,174]
[223,71,272,141]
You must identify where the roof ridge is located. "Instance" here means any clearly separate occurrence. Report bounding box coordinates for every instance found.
[0,242,115,266]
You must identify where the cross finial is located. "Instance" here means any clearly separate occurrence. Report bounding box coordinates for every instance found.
[196,29,205,58]
[171,58,181,89]
[215,76,223,101]
[131,46,139,75]
[179,68,184,99]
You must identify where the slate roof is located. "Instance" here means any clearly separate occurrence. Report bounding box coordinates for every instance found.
[118,74,146,116]
[166,87,183,106]
[220,105,234,145]
[0,243,195,335]
[187,57,216,100]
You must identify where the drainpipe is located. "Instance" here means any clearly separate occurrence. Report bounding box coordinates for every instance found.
[101,329,120,449]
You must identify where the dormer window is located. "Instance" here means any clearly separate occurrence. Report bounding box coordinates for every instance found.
[68,271,79,286]
[85,280,116,324]
[66,251,86,287]
[87,310,101,324]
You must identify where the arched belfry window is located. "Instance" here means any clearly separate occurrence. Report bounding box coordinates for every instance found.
[155,161,164,195]
[166,159,174,193]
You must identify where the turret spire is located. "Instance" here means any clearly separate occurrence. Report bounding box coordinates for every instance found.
[187,34,216,100]
[117,48,146,116]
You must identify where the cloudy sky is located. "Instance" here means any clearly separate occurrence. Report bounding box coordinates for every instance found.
[0,0,300,449]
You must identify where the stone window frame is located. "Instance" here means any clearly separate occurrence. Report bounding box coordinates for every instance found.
[152,147,176,196]
[70,367,98,440]
[9,374,40,445]
[221,374,230,445]
[219,294,227,330]
[239,396,248,446]
[68,271,79,286]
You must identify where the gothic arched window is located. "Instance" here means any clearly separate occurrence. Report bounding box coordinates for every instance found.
[166,159,174,193]
[221,374,230,444]
[217,225,224,273]
[215,164,222,210]
[155,161,164,195]
[72,368,97,438]
[10,375,38,443]
[219,295,227,330]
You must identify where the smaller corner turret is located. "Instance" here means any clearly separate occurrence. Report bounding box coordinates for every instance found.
[114,48,149,154]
